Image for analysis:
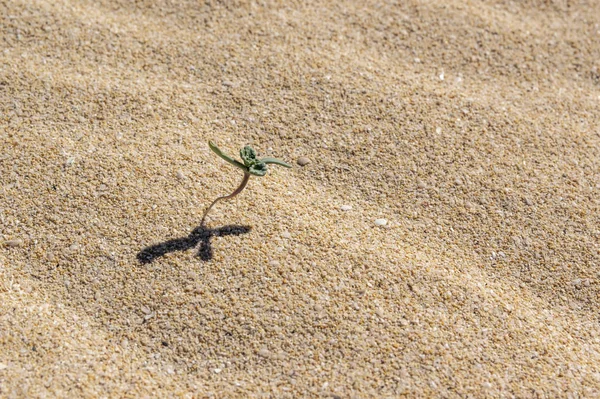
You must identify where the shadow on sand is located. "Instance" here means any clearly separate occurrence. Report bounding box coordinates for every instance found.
[137,224,252,263]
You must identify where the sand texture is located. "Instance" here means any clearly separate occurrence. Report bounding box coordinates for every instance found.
[2,0,600,397]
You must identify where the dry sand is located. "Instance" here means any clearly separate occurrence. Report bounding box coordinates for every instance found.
[1,0,600,397]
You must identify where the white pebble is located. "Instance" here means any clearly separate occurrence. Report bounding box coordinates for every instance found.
[281,231,291,239]
[297,157,311,166]
[5,239,23,248]
[374,219,388,226]
[340,205,352,211]
[258,348,271,358]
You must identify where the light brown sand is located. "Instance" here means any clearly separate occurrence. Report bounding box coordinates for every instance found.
[2,0,600,397]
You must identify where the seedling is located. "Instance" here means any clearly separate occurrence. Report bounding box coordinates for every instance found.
[201,141,292,225]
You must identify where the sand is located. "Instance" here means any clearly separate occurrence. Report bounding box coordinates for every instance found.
[1,0,600,397]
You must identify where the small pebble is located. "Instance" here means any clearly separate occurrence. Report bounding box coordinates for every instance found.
[258,348,272,358]
[176,171,186,180]
[340,205,352,211]
[297,157,311,166]
[282,231,291,239]
[374,218,388,226]
[269,260,281,267]
[5,239,23,248]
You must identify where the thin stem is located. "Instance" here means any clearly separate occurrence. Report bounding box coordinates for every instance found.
[201,172,251,226]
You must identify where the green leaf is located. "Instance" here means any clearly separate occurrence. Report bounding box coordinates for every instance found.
[260,157,293,168]
[208,141,248,171]
[248,161,268,176]
[240,146,258,167]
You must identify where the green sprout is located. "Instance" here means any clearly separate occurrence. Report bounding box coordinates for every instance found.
[201,141,292,225]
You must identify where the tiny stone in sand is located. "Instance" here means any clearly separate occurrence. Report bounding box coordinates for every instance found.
[258,348,272,358]
[5,239,23,248]
[297,157,311,166]
[374,218,388,226]
[341,205,352,211]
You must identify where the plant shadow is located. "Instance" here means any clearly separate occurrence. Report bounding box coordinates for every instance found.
[137,224,252,263]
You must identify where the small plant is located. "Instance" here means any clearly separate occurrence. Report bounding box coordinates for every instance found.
[201,141,292,225]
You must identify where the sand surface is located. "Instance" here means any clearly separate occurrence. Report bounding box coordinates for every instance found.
[2,0,600,397]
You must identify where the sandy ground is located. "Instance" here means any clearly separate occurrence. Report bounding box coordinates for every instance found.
[1,0,600,397]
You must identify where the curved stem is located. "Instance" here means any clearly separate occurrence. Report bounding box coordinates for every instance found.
[201,172,251,226]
